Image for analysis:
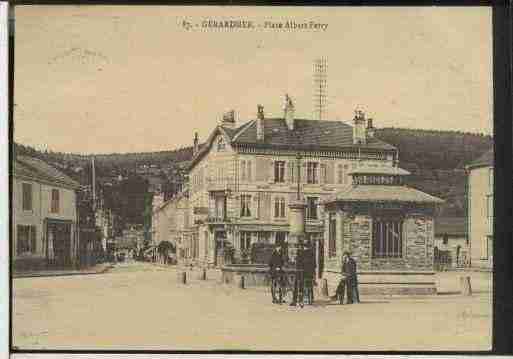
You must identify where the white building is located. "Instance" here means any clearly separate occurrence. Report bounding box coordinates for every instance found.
[13,156,80,270]
[466,148,493,269]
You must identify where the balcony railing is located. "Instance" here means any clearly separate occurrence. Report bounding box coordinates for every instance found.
[205,216,231,224]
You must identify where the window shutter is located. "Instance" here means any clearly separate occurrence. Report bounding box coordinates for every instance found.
[301,162,307,184]
[326,162,334,184]
[320,162,327,185]
[269,160,275,183]
[247,160,252,182]
[287,161,294,183]
[30,226,36,253]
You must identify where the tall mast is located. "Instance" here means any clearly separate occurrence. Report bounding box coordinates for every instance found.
[92,156,96,211]
[313,57,327,121]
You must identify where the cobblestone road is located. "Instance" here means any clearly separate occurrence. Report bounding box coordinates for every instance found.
[12,262,492,351]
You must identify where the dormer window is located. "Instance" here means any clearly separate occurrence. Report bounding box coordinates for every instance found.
[217,137,226,151]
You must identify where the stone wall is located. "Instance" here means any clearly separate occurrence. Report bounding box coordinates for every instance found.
[324,209,435,273]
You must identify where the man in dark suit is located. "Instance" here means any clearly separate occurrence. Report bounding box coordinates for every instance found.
[290,245,305,306]
[269,246,284,304]
[332,251,360,304]
[302,243,316,305]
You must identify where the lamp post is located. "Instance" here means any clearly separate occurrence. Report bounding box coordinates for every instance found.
[296,152,302,201]
[288,152,306,263]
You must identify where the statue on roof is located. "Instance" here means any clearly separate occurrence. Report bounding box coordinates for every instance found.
[285,94,295,109]
[354,105,365,119]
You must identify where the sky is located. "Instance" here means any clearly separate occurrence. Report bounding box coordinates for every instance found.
[14,6,493,154]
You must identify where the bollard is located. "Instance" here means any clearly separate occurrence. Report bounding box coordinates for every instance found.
[460,275,472,296]
[200,268,207,281]
[320,278,329,297]
[179,271,186,284]
[238,275,245,289]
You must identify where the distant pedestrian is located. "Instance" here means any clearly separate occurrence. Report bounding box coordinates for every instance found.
[332,251,360,304]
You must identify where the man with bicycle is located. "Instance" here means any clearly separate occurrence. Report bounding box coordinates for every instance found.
[269,245,285,304]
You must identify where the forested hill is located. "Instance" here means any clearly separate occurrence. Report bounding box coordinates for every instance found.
[375,128,492,171]
[375,128,492,217]
[14,128,492,218]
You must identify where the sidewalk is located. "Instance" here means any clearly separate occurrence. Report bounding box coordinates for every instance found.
[12,262,114,279]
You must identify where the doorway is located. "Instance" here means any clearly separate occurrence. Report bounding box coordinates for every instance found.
[47,220,72,268]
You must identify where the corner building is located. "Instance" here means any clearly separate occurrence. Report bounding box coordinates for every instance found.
[186,102,398,268]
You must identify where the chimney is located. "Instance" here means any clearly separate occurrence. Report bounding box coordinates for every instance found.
[284,94,295,131]
[366,118,375,139]
[221,110,236,129]
[353,107,366,145]
[256,104,265,141]
[193,132,199,155]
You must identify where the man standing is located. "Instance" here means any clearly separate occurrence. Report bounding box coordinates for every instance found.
[269,246,284,304]
[302,242,315,305]
[290,244,305,306]
[332,251,360,304]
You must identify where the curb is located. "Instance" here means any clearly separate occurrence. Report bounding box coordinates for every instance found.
[12,264,115,279]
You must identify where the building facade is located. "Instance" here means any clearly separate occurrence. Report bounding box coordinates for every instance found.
[184,100,398,267]
[433,217,469,269]
[466,148,493,269]
[13,156,80,270]
[151,191,190,263]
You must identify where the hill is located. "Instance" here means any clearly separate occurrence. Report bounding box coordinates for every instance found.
[374,128,492,217]
[13,128,493,218]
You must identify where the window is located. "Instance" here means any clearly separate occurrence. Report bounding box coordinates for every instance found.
[321,163,329,183]
[240,194,252,217]
[274,161,285,183]
[307,162,318,184]
[373,219,403,258]
[306,197,319,220]
[274,197,286,218]
[240,232,252,251]
[51,189,60,213]
[443,235,449,245]
[22,183,33,211]
[16,225,37,255]
[214,196,225,219]
[328,213,336,258]
[217,137,226,151]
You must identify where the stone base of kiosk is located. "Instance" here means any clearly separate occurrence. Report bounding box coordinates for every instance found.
[322,270,437,296]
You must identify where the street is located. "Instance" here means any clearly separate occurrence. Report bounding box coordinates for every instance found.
[12,262,492,351]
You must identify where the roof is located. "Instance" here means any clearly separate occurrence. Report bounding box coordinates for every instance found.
[467,148,493,169]
[348,166,410,176]
[190,118,396,169]
[434,217,467,237]
[14,155,80,189]
[324,185,444,205]
[233,118,396,151]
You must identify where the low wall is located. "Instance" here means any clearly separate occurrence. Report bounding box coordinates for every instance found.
[221,264,272,287]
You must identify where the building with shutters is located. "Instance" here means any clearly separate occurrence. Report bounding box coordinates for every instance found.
[184,99,400,267]
[13,155,80,271]
[466,148,493,270]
